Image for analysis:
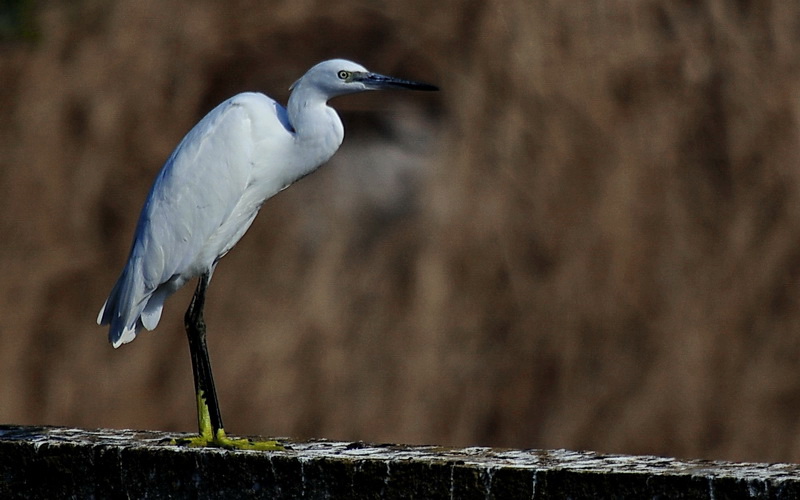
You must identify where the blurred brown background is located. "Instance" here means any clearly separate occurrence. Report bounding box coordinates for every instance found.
[3,0,800,464]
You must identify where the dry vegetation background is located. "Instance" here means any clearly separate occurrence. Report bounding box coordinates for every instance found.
[3,0,800,464]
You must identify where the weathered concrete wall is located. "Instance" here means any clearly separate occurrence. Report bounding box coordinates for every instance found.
[1,425,799,499]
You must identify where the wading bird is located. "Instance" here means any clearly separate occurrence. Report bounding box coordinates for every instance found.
[97,59,438,449]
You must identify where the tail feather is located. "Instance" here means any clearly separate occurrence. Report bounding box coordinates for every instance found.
[140,286,170,331]
[99,264,149,347]
[99,263,188,347]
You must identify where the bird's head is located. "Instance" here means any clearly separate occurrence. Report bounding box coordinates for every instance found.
[290,59,438,99]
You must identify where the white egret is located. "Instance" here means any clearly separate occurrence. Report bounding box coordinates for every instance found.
[97,59,438,449]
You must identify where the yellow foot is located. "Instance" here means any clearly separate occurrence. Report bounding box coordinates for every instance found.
[171,430,284,451]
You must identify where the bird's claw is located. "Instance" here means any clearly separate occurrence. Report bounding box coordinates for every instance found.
[170,434,284,451]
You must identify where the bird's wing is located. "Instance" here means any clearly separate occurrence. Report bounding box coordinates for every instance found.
[99,92,290,345]
[138,96,260,284]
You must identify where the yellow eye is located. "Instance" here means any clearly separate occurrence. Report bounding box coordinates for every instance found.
[337,70,350,80]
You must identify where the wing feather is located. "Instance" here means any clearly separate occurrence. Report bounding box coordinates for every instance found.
[98,92,291,346]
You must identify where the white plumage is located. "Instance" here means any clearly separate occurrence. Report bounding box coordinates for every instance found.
[97,91,308,346]
[96,58,437,449]
[98,59,436,347]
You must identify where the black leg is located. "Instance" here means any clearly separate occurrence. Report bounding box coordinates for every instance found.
[185,272,224,438]
[172,271,283,450]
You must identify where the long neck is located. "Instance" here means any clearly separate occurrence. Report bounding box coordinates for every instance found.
[286,85,345,172]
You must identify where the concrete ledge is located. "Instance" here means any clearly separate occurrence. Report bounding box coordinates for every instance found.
[1,425,799,499]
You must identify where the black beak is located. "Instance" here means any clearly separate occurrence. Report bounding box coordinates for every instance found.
[360,72,439,91]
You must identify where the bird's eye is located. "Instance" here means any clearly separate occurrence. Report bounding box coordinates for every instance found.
[337,70,350,80]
